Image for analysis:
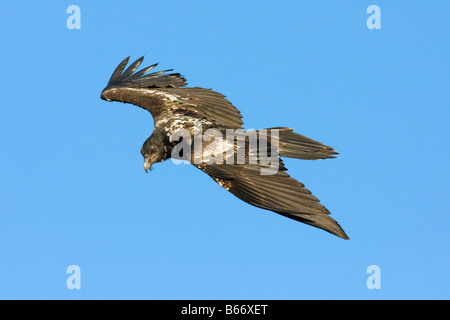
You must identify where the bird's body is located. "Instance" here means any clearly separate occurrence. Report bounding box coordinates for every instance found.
[101,56,349,239]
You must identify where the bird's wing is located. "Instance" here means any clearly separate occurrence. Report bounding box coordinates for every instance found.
[163,87,244,129]
[101,56,243,129]
[200,163,349,239]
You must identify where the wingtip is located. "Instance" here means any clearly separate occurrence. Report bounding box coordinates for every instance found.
[119,56,147,80]
[334,223,350,240]
[340,233,350,240]
[107,56,131,85]
[135,56,145,65]
[104,56,187,89]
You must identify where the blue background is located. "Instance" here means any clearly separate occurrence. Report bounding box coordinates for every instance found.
[0,1,449,299]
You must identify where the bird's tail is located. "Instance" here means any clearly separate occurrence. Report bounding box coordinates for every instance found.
[261,127,338,160]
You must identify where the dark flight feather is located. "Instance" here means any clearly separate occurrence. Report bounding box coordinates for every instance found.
[119,56,144,80]
[107,56,130,86]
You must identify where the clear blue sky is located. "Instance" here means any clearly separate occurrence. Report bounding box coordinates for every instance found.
[0,1,449,299]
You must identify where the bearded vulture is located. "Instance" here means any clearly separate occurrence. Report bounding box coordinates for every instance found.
[100,56,349,239]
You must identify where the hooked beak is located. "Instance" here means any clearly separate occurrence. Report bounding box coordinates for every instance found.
[144,159,151,173]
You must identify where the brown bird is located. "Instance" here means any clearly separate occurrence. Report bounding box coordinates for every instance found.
[100,56,349,239]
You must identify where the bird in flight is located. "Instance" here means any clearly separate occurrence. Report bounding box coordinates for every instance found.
[100,56,349,239]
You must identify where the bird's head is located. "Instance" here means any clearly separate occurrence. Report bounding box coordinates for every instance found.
[141,136,167,173]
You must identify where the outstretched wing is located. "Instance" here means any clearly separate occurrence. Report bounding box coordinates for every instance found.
[101,56,243,129]
[200,163,349,239]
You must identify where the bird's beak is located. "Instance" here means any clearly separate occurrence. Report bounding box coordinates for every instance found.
[144,159,151,173]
